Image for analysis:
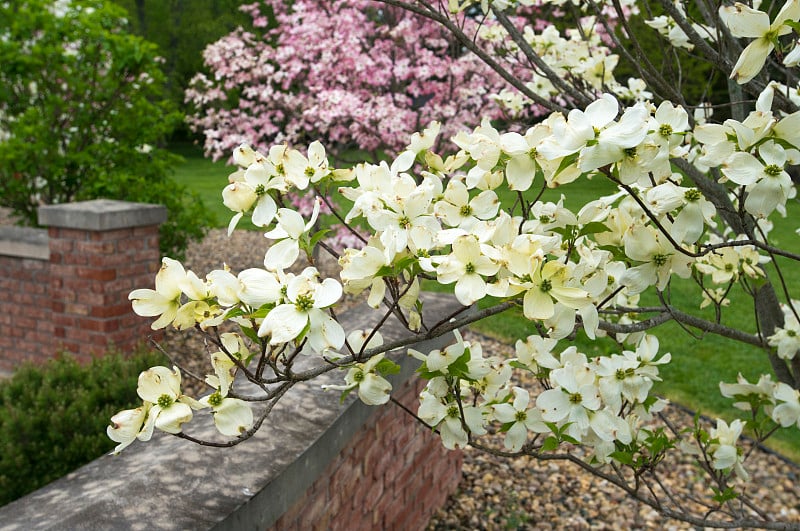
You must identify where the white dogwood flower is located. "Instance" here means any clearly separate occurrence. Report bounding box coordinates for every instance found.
[129,257,186,330]
[720,0,800,84]
[258,268,345,352]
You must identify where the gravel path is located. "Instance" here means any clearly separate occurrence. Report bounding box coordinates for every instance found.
[169,229,800,530]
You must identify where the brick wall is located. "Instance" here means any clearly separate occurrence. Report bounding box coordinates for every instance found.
[272,375,463,531]
[0,200,166,371]
[0,254,53,368]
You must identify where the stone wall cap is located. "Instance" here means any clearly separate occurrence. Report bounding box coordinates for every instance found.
[0,226,49,260]
[38,199,167,231]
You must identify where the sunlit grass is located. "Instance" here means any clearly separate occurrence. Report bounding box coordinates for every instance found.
[170,141,258,230]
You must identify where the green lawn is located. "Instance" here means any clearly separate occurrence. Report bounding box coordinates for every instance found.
[170,142,258,230]
[171,144,800,459]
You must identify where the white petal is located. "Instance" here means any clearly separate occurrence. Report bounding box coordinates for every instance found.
[315,278,343,308]
[213,398,254,436]
[307,308,346,352]
[154,402,193,434]
[358,374,393,405]
[259,304,307,343]
[137,366,181,403]
[264,239,300,271]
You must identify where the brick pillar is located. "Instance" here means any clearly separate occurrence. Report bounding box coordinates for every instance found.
[38,200,166,361]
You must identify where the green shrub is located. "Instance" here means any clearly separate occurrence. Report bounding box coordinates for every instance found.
[0,348,166,507]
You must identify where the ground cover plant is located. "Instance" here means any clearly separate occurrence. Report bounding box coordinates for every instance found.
[112,1,800,528]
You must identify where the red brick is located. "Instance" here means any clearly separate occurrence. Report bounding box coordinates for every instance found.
[62,253,89,265]
[49,227,89,241]
[75,240,116,254]
[76,267,117,281]
[77,318,119,333]
[297,488,329,529]
[90,228,134,241]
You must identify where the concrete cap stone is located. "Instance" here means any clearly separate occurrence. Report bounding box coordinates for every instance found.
[38,199,167,231]
[0,226,49,259]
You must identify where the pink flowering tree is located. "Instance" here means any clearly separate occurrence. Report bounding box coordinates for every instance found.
[186,1,564,161]
[113,0,800,528]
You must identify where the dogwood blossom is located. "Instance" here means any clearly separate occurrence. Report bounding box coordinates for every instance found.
[258,268,345,352]
[136,366,199,437]
[720,0,800,84]
[493,387,548,452]
[129,257,186,330]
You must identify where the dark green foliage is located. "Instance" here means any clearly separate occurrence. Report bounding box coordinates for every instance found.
[0,0,214,257]
[0,349,166,507]
[110,0,253,116]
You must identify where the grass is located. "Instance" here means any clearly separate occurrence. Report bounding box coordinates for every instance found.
[170,141,258,231]
[170,143,800,460]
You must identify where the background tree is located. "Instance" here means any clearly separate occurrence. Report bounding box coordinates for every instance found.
[0,0,213,256]
[110,0,252,123]
[185,0,537,161]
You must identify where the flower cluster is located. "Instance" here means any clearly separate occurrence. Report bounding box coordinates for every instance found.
[413,331,668,458]
[112,6,800,525]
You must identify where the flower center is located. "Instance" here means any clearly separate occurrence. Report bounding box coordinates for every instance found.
[304,166,315,177]
[568,392,583,404]
[460,204,473,217]
[353,370,365,383]
[652,253,669,267]
[157,394,174,409]
[684,188,701,202]
[446,405,460,418]
[208,391,223,407]
[659,124,673,138]
[764,164,782,177]
[295,293,315,311]
[465,262,476,274]
[254,184,267,196]
[515,410,527,422]
[615,367,635,380]
[540,279,552,293]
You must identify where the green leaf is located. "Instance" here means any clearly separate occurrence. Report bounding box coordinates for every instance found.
[499,421,516,433]
[711,486,738,503]
[541,436,559,452]
[309,228,331,249]
[509,360,533,372]
[339,386,356,403]
[561,434,581,445]
[447,347,473,381]
[240,325,260,343]
[251,302,276,319]
[578,221,610,237]
[553,152,579,178]
[609,451,634,466]
[374,358,401,376]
